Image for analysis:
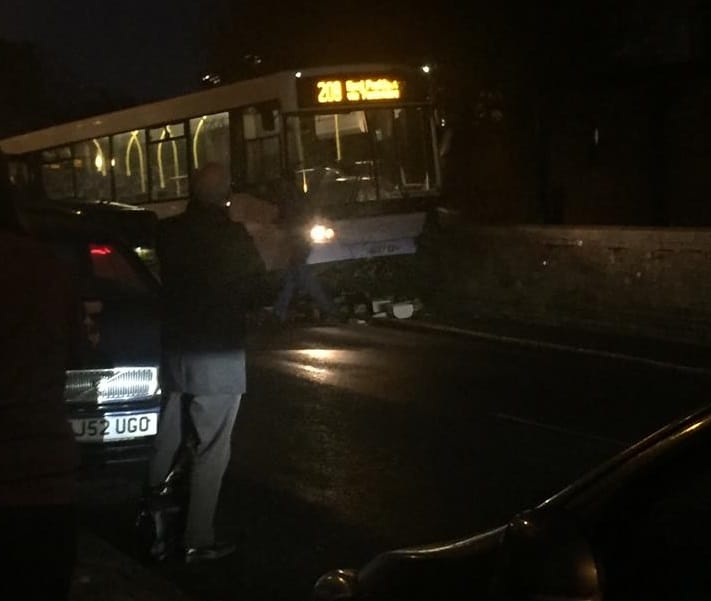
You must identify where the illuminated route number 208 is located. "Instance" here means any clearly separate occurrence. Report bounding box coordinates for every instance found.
[317,80,343,103]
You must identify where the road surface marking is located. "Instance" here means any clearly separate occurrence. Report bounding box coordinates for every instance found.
[491,412,627,446]
[375,320,711,377]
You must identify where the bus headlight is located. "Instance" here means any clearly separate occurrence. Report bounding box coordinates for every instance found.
[310,224,335,244]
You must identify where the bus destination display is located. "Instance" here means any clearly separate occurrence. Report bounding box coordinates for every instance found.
[297,73,424,108]
[317,78,402,104]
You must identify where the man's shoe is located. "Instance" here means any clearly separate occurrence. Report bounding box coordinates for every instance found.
[184,541,236,564]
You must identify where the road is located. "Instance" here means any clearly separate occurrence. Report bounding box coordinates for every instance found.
[77,322,709,601]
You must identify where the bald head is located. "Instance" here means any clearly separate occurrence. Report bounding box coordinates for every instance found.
[192,162,231,208]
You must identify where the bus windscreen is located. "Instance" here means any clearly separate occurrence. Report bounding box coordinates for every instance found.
[287,107,437,206]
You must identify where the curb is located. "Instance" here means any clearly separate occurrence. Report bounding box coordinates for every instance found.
[370,316,711,377]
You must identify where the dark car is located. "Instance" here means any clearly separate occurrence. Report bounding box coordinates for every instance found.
[20,199,161,275]
[314,404,711,601]
[21,205,161,464]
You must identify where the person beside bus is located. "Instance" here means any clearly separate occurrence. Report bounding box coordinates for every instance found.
[272,177,341,325]
[145,162,268,563]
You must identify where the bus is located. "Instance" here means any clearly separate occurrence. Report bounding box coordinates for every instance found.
[0,63,442,279]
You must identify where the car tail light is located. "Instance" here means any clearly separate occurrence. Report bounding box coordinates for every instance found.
[64,367,159,404]
[89,244,113,256]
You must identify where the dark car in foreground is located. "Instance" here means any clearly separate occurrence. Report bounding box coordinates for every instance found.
[20,199,161,275]
[314,404,711,600]
[22,205,161,464]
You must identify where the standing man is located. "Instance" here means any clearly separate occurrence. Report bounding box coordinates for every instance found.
[146,162,267,563]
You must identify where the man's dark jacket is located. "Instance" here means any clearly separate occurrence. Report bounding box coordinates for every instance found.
[158,203,267,353]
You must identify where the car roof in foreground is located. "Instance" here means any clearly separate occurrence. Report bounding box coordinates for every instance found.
[379,403,711,560]
[540,402,711,510]
[341,403,711,599]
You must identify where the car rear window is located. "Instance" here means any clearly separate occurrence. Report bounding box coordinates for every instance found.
[43,238,154,299]
[88,243,151,296]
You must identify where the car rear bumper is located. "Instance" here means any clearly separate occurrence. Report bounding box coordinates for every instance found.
[77,437,156,465]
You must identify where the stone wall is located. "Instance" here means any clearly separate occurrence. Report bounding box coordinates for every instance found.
[431,223,711,344]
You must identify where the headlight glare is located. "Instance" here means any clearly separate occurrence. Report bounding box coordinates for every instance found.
[310,224,335,244]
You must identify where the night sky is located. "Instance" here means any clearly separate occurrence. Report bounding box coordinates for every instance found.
[0,0,495,104]
[0,1,689,117]
[0,0,224,101]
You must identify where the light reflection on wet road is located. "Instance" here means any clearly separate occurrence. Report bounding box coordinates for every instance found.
[80,322,709,601]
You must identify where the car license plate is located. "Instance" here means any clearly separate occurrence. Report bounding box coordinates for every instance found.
[69,412,158,442]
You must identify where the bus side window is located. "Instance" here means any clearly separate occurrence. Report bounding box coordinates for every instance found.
[7,160,29,204]
[189,112,230,170]
[112,130,149,204]
[148,123,189,201]
[41,146,74,201]
[8,160,28,188]
[240,102,281,194]
[72,137,111,201]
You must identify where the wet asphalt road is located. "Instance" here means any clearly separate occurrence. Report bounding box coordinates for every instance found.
[78,322,709,601]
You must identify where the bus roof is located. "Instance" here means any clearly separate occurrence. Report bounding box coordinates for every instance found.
[0,63,408,155]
